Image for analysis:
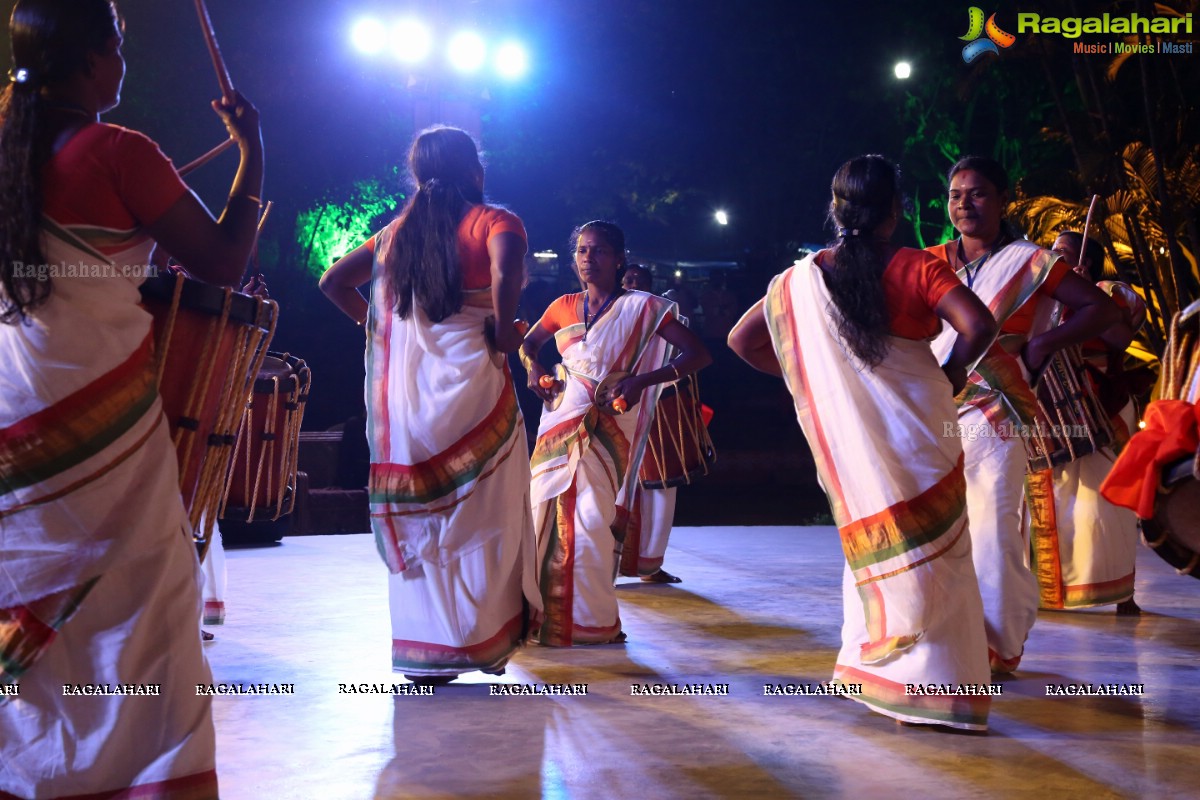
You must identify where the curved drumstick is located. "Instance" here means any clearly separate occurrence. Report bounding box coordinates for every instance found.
[249,201,273,283]
[1078,194,1100,268]
[256,200,273,236]
[194,0,235,102]
[178,137,235,177]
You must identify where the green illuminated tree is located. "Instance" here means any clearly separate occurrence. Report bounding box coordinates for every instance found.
[294,178,403,280]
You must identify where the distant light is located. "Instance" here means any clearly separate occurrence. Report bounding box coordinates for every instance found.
[674,269,683,278]
[351,18,387,55]
[494,41,528,79]
[894,61,912,79]
[448,31,487,73]
[1138,419,1147,429]
[714,209,729,226]
[390,19,432,63]
[1159,246,1166,254]
[534,250,557,259]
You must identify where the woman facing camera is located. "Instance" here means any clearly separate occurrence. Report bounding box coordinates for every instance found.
[521,221,711,646]
[0,0,262,796]
[728,155,998,731]
[321,126,540,682]
[927,157,1119,673]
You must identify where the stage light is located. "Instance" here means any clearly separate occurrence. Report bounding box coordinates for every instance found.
[390,19,432,63]
[715,210,729,226]
[448,31,487,73]
[494,42,529,79]
[351,18,386,55]
[894,61,912,79]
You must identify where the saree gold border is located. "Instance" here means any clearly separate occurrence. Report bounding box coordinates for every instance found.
[538,488,577,647]
[1026,467,1066,609]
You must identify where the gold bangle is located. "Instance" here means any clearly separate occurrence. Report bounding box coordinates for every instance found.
[231,193,263,206]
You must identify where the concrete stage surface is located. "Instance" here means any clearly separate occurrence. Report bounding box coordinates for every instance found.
[208,527,1198,799]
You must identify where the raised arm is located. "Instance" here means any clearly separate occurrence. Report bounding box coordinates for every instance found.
[936,286,998,393]
[143,92,264,287]
[601,316,712,408]
[727,298,782,377]
[1023,270,1122,373]
[319,240,374,325]
[1096,308,1135,353]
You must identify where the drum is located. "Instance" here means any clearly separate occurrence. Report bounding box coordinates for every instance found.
[1142,298,1200,578]
[221,352,311,521]
[1026,345,1114,473]
[1141,456,1200,578]
[639,374,716,489]
[139,272,277,552]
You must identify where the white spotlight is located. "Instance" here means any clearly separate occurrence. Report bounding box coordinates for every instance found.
[494,41,529,79]
[894,61,912,79]
[715,210,729,226]
[448,31,487,73]
[351,18,386,55]
[391,19,432,63]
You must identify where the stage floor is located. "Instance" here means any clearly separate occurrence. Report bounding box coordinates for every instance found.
[208,528,1199,799]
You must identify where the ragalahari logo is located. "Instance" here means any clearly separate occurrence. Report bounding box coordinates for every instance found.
[960,7,1017,62]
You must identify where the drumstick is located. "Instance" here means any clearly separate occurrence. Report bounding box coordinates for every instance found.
[178,137,235,177]
[256,200,273,235]
[194,0,235,102]
[249,201,273,281]
[1078,194,1100,268]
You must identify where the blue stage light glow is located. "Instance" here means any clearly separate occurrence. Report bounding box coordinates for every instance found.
[447,31,487,73]
[494,42,529,79]
[350,18,386,55]
[390,19,433,63]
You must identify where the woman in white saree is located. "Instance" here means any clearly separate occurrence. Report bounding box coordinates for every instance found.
[322,127,540,682]
[729,156,999,730]
[0,1,264,795]
[520,222,710,646]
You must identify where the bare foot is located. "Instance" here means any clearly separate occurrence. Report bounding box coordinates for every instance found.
[641,569,682,584]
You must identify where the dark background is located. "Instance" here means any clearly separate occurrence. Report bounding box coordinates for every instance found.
[5,0,1176,523]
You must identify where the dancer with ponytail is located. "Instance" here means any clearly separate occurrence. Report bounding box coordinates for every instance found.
[321,126,540,682]
[729,155,999,730]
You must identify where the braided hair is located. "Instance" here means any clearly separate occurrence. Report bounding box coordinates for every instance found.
[384,126,485,322]
[824,154,902,368]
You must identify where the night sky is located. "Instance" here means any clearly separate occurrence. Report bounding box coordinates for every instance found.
[2,0,1115,428]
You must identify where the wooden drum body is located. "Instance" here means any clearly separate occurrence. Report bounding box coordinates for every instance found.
[639,375,716,490]
[1143,299,1200,579]
[221,352,310,522]
[139,273,277,551]
[1027,346,1114,473]
[1142,456,1200,579]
